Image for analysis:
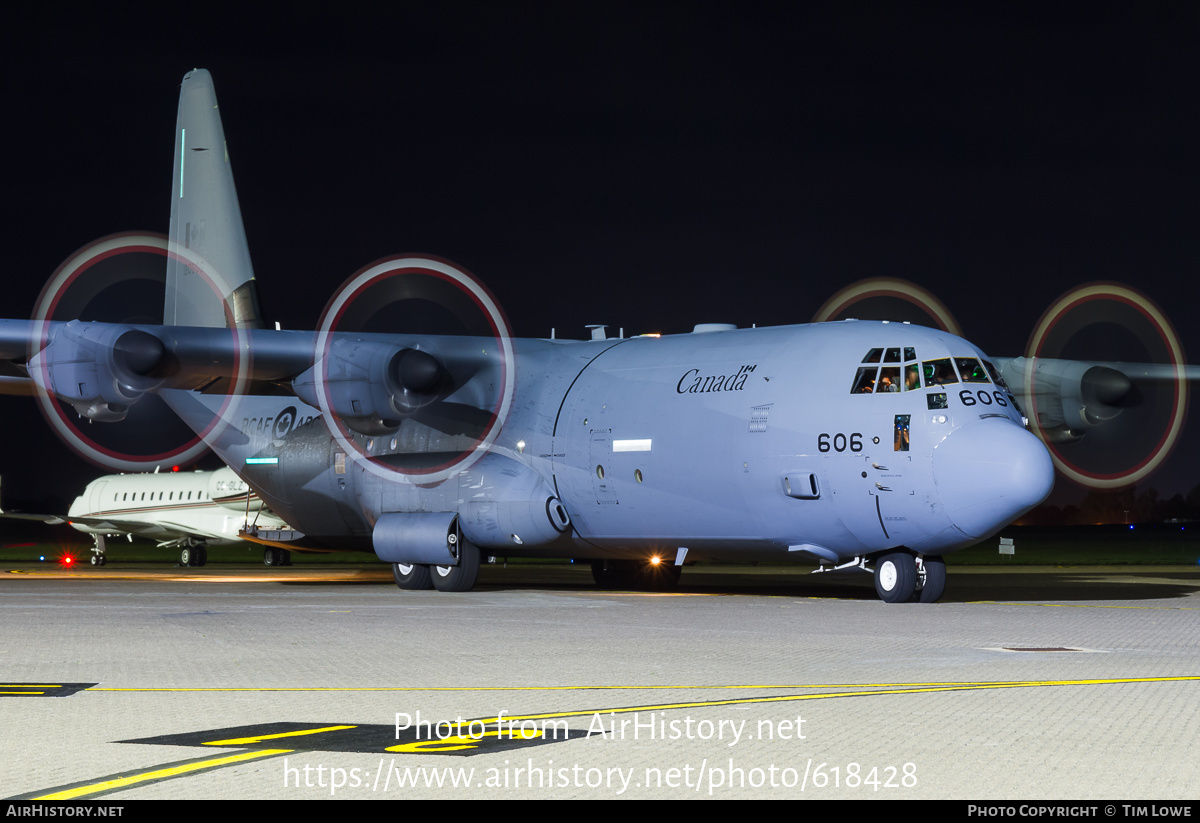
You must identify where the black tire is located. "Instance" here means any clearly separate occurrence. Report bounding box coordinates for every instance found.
[430,540,481,592]
[181,547,194,567]
[393,562,433,590]
[89,555,101,567]
[263,548,278,566]
[917,555,946,603]
[875,551,917,603]
[195,546,208,567]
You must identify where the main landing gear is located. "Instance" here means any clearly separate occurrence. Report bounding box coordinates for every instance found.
[89,535,108,567]
[263,548,292,567]
[390,537,481,593]
[180,543,208,567]
[872,551,945,603]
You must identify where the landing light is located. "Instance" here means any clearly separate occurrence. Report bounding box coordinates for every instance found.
[649,556,662,566]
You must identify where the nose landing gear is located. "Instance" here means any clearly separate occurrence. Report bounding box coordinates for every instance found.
[872,551,946,603]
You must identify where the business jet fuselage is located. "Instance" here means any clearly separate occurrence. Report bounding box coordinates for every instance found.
[65,466,290,565]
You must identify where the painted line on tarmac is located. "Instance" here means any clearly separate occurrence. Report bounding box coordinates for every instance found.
[19,750,292,800]
[968,600,1199,610]
[20,675,1200,799]
[85,675,1200,693]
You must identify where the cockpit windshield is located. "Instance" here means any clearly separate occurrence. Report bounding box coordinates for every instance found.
[853,348,999,395]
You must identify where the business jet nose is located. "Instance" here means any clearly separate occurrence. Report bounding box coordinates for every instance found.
[933,419,1055,540]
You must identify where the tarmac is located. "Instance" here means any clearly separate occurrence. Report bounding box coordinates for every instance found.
[2,560,1198,800]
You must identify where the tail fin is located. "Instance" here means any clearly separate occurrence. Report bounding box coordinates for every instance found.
[164,69,263,329]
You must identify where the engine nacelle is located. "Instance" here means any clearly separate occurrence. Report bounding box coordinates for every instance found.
[999,357,1133,440]
[28,321,166,421]
[292,340,443,436]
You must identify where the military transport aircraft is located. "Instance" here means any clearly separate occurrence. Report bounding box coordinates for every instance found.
[6,68,1180,603]
[1,467,294,567]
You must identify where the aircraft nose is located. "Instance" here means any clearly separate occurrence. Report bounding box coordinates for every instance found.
[932,419,1055,540]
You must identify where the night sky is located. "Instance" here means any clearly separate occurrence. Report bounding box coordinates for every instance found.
[2,5,1198,514]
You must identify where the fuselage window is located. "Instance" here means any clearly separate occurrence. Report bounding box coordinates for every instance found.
[884,347,902,363]
[894,414,911,451]
[861,348,883,364]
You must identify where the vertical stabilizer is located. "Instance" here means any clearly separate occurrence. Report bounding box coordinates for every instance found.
[164,69,262,329]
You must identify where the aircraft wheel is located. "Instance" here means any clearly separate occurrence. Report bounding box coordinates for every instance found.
[430,541,481,592]
[874,551,916,603]
[180,547,194,567]
[263,548,284,566]
[393,562,433,590]
[195,546,208,567]
[89,555,102,567]
[917,555,946,603]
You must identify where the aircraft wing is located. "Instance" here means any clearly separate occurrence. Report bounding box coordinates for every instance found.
[0,319,503,437]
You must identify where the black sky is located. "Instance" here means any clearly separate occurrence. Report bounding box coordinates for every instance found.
[2,4,1198,511]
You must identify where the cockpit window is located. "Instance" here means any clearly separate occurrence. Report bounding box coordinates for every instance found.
[904,363,921,391]
[983,360,1008,389]
[955,357,989,383]
[878,367,900,392]
[923,358,959,386]
[853,348,926,393]
[852,367,878,393]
